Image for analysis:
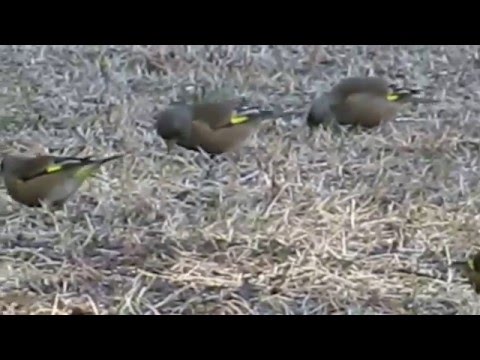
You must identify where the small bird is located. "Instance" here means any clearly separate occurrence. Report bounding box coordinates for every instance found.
[0,153,123,207]
[306,76,437,129]
[153,99,277,155]
[451,251,480,294]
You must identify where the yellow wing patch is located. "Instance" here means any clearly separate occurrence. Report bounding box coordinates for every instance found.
[46,165,63,173]
[230,115,249,125]
[386,94,400,102]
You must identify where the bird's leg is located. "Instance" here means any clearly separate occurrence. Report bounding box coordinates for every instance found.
[222,152,247,187]
[204,156,215,179]
[197,148,217,180]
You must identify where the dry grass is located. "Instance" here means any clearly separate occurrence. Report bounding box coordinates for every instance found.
[0,45,479,314]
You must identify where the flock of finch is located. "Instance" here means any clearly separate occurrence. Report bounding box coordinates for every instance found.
[1,74,479,295]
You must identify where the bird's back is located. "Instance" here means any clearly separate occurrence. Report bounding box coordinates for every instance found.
[331,77,390,99]
[1,155,53,180]
[191,100,239,129]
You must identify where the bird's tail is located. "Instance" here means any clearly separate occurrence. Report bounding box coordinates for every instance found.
[230,106,303,125]
[73,154,124,181]
[96,154,125,164]
[230,106,276,125]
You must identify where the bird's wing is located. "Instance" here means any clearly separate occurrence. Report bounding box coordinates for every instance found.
[19,156,95,181]
[192,100,240,129]
[38,155,122,181]
[231,106,276,123]
[188,120,256,154]
[337,94,400,127]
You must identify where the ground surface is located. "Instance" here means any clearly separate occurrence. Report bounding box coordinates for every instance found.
[0,45,479,314]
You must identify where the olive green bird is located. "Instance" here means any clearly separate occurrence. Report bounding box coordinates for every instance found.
[306,76,438,129]
[0,153,123,207]
[153,99,276,155]
[451,252,480,294]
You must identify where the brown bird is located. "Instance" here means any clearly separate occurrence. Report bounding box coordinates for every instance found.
[306,76,437,129]
[451,251,480,294]
[0,153,123,207]
[153,99,276,155]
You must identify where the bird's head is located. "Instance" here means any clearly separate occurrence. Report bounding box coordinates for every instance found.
[307,92,336,128]
[153,106,193,151]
